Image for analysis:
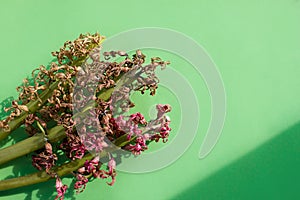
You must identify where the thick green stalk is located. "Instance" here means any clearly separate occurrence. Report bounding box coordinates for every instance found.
[0,153,96,191]
[0,136,132,191]
[0,126,65,165]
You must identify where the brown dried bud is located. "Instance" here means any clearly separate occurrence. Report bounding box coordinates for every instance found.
[18,105,29,112]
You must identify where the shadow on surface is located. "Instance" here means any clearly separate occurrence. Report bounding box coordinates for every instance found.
[174,122,300,200]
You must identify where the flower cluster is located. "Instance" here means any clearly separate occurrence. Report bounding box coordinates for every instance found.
[73,155,117,193]
[112,105,172,155]
[0,33,103,137]
[60,133,86,160]
[32,142,58,174]
[52,33,104,65]
[0,33,173,200]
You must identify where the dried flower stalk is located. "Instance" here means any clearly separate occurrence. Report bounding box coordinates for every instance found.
[0,33,104,141]
[0,33,172,200]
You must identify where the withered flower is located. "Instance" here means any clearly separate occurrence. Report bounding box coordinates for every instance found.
[32,142,58,173]
[0,32,173,200]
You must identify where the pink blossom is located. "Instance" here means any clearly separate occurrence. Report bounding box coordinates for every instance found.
[126,136,148,155]
[55,177,68,200]
[160,122,171,140]
[60,134,86,160]
[74,174,88,193]
[84,133,108,153]
[84,156,100,174]
[130,112,147,125]
[108,157,116,175]
[106,157,117,186]
[156,104,171,118]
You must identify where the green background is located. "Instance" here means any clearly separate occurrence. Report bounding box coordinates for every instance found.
[1,0,300,199]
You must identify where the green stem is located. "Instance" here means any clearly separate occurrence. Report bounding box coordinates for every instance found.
[0,126,65,165]
[0,135,132,191]
[0,153,96,191]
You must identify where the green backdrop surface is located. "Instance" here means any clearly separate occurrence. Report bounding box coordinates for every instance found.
[0,0,300,200]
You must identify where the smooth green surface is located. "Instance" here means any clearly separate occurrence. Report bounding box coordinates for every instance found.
[0,0,300,200]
